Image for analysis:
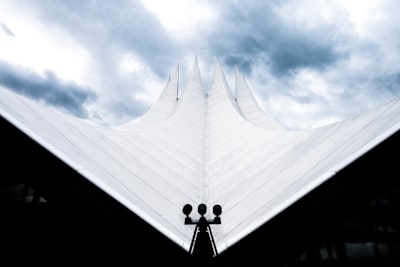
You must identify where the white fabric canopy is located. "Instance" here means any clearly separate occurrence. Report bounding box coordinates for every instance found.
[1,58,400,253]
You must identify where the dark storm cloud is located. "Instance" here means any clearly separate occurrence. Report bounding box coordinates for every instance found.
[268,36,341,76]
[0,22,14,37]
[0,60,96,118]
[208,1,346,76]
[221,35,262,74]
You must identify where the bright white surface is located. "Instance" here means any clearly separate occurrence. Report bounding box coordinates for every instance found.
[1,58,400,253]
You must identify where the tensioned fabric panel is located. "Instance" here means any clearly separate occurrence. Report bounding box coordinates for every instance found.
[1,58,400,253]
[234,66,285,130]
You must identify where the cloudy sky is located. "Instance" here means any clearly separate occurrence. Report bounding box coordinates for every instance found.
[1,0,399,130]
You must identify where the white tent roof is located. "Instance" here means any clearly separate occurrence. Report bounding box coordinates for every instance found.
[1,58,400,253]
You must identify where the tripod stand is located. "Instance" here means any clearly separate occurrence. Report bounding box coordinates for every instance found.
[183,203,222,258]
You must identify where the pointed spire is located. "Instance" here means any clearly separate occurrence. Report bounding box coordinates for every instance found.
[208,57,228,95]
[209,57,237,105]
[179,56,205,99]
[235,67,285,130]
[168,57,206,123]
[207,57,243,118]
[191,56,201,84]
[176,63,179,100]
[171,63,179,100]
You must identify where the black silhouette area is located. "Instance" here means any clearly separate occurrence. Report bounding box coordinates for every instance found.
[183,204,221,256]
[191,218,216,257]
[1,114,400,267]
[183,203,222,265]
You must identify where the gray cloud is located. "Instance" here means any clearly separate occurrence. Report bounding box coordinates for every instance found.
[268,36,342,76]
[0,60,96,118]
[0,22,14,37]
[207,1,349,77]
[375,73,400,95]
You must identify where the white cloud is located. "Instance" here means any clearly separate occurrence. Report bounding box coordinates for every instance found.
[266,94,340,130]
[0,3,90,84]
[120,53,146,73]
[140,0,217,39]
[338,0,383,37]
[276,0,344,29]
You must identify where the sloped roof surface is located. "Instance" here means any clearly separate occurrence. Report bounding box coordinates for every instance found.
[1,58,400,253]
